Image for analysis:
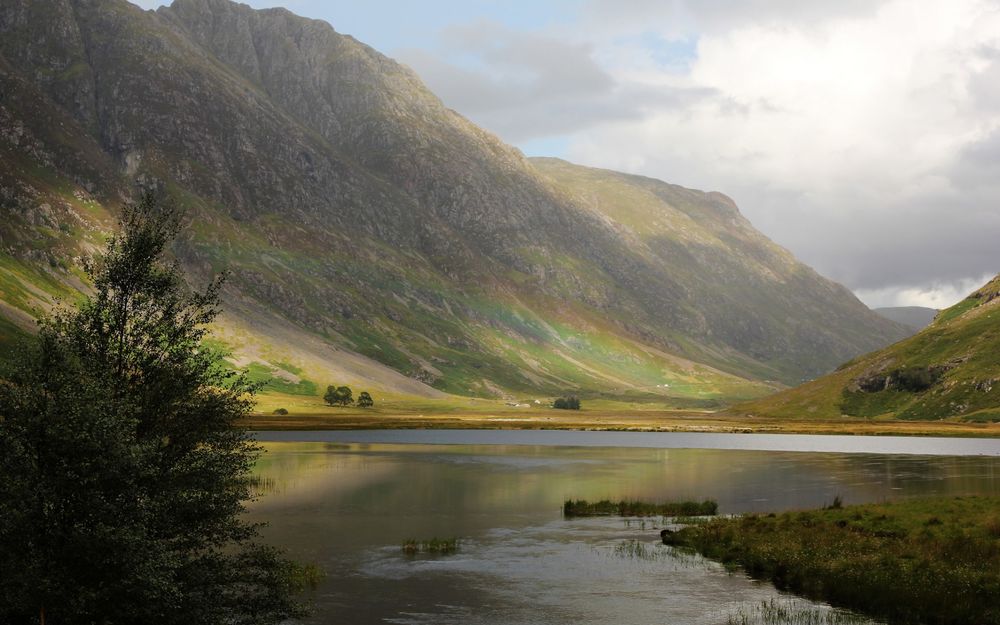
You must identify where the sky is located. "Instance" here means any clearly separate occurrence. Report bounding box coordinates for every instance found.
[132,0,1000,309]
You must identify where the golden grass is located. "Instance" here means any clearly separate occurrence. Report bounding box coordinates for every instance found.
[243,393,1000,436]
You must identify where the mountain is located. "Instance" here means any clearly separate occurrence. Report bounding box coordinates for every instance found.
[0,0,908,404]
[874,306,938,331]
[735,275,1000,422]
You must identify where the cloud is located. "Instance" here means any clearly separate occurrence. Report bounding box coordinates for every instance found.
[579,0,890,37]
[557,0,1000,306]
[396,21,715,142]
[855,273,997,308]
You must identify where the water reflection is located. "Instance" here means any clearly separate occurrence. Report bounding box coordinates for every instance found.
[249,440,1000,624]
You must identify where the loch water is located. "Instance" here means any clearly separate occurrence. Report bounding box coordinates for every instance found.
[250,431,1000,624]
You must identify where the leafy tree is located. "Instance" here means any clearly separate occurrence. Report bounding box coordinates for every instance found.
[324,384,339,406]
[553,395,581,410]
[357,391,374,408]
[335,385,353,406]
[0,194,310,624]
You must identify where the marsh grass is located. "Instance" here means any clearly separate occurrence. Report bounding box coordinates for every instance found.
[564,499,718,517]
[727,598,878,625]
[612,539,669,560]
[247,475,280,496]
[673,496,1000,625]
[401,537,460,555]
[669,515,713,525]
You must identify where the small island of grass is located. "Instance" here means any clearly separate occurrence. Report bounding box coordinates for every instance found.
[563,498,718,517]
[665,496,1000,625]
[401,537,460,555]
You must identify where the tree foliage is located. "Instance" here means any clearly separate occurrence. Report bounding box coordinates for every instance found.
[0,194,309,624]
[335,386,353,406]
[323,385,353,406]
[324,384,338,406]
[553,395,581,410]
[357,391,374,408]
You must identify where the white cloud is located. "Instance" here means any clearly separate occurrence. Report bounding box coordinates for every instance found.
[396,22,714,142]
[557,0,1000,305]
[856,273,996,308]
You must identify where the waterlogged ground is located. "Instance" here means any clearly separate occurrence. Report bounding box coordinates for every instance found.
[249,433,1000,624]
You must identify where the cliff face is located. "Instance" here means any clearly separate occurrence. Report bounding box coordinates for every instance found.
[0,0,908,400]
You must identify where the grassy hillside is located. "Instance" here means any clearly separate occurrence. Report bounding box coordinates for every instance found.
[735,275,1000,421]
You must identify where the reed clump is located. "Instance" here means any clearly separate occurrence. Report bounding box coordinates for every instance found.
[563,498,718,517]
[613,539,671,560]
[401,537,460,555]
[726,598,876,625]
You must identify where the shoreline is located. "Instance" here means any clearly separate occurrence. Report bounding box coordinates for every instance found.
[667,496,1000,625]
[241,410,1000,438]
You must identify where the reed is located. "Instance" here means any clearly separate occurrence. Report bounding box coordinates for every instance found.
[401,537,460,555]
[563,498,718,517]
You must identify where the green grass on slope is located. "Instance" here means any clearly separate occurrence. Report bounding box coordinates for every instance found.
[735,276,1000,421]
[0,159,771,405]
[668,497,1000,625]
[243,362,318,397]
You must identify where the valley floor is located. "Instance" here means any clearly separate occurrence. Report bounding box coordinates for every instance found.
[242,398,1000,437]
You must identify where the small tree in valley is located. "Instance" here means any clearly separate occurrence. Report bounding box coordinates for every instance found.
[324,384,339,406]
[335,385,353,406]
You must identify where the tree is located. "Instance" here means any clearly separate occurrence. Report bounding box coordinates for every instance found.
[324,384,339,406]
[323,385,352,406]
[0,194,310,624]
[335,385,353,406]
[553,395,581,410]
[357,391,374,408]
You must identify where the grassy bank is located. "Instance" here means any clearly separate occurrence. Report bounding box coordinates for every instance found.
[667,497,1000,625]
[564,498,718,517]
[241,394,1000,437]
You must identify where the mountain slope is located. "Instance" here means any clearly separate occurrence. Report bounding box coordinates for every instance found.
[735,275,1000,421]
[0,0,908,403]
[874,306,938,331]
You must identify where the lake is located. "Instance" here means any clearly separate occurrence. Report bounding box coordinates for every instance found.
[250,431,1000,624]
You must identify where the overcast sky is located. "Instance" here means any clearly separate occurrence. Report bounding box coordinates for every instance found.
[134,0,1000,309]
